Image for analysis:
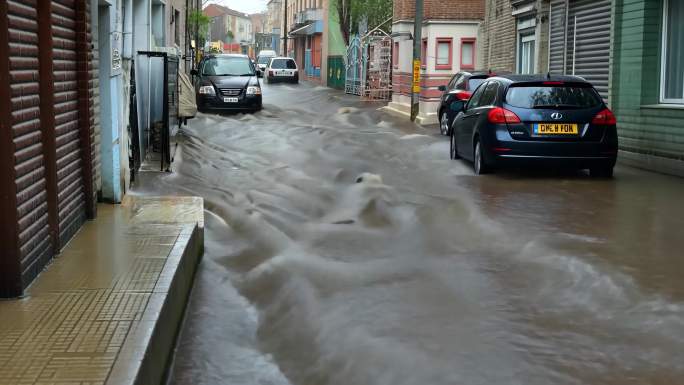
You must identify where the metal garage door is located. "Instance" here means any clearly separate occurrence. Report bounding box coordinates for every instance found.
[52,0,87,245]
[548,0,567,75]
[548,0,612,100]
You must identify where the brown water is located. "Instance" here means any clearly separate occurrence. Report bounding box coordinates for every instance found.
[135,83,684,385]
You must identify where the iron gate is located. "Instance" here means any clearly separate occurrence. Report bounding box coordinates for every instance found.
[362,34,392,101]
[345,35,364,95]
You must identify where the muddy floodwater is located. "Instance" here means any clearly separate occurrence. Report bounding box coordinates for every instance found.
[132,82,684,385]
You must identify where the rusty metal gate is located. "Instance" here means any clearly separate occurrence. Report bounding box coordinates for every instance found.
[362,33,392,101]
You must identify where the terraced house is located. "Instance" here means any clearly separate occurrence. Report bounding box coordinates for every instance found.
[389,0,485,124]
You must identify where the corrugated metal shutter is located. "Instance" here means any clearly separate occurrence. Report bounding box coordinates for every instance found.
[91,4,101,196]
[548,0,567,74]
[52,0,86,246]
[7,0,53,279]
[548,0,611,100]
[567,0,611,99]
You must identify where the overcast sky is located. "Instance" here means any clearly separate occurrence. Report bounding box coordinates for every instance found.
[207,0,268,14]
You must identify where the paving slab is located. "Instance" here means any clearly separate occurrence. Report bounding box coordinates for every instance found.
[0,196,204,385]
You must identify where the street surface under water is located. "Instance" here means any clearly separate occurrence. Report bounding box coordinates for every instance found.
[133,82,684,385]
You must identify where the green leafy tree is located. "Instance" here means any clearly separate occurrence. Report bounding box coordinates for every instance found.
[188,10,210,47]
[225,30,235,43]
[332,0,393,45]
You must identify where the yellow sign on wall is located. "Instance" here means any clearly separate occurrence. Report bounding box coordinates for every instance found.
[412,59,421,93]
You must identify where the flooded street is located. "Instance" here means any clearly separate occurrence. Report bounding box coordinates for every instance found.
[134,82,684,385]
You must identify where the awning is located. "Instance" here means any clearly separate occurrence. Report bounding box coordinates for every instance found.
[288,21,323,36]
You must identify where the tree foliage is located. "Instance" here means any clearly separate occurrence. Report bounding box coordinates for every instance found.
[188,10,211,47]
[332,0,393,45]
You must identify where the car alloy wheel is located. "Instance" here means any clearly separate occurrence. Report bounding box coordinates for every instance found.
[450,129,460,160]
[440,112,449,136]
[473,140,489,175]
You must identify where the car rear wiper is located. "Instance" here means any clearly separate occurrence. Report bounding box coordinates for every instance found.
[532,104,582,109]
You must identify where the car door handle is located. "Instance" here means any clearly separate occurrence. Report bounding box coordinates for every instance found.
[464,112,481,118]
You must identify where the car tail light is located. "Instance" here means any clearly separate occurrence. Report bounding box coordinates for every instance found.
[269,70,274,77]
[488,107,521,124]
[592,108,617,125]
[455,91,471,101]
[543,81,564,85]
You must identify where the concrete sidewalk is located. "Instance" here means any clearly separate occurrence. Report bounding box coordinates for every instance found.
[0,196,203,385]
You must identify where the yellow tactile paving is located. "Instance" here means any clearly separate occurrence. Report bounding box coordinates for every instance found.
[0,197,203,385]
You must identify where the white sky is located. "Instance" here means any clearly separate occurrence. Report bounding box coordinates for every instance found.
[207,0,268,14]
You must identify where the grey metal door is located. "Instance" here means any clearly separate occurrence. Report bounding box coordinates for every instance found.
[548,0,567,75]
[548,0,611,100]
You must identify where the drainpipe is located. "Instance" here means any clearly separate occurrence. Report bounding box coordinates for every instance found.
[123,0,133,58]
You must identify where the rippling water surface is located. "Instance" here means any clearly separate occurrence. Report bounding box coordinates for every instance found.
[133,83,684,385]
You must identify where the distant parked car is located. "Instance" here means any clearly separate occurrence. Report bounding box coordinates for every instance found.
[191,54,262,112]
[256,50,277,77]
[449,74,618,177]
[437,71,500,136]
[265,57,299,84]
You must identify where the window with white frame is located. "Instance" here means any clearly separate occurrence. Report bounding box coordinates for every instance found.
[518,33,535,74]
[516,17,536,75]
[661,0,684,103]
[460,39,475,69]
[436,38,452,70]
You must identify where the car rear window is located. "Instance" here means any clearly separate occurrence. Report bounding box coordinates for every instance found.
[505,83,602,109]
[257,55,273,64]
[468,78,487,91]
[270,59,296,69]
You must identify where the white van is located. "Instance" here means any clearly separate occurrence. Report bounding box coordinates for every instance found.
[256,50,278,76]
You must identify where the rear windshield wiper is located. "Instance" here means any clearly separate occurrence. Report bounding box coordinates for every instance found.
[531,104,582,109]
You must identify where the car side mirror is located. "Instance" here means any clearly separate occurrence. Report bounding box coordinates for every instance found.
[438,85,447,92]
[190,69,198,76]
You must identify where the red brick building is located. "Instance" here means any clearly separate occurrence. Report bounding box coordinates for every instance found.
[389,0,484,124]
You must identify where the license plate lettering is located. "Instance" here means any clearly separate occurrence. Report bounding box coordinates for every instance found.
[223,97,238,103]
[535,123,578,135]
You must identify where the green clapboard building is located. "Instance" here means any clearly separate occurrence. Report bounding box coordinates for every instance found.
[612,0,684,176]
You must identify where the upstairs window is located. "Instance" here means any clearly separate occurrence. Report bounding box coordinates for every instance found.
[461,38,475,70]
[435,38,453,70]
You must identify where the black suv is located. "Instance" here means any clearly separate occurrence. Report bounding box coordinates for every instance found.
[437,71,499,136]
[449,75,618,177]
[192,54,262,112]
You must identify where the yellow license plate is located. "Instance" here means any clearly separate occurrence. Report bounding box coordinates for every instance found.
[534,123,579,135]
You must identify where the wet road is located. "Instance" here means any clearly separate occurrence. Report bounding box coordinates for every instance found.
[135,82,684,385]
